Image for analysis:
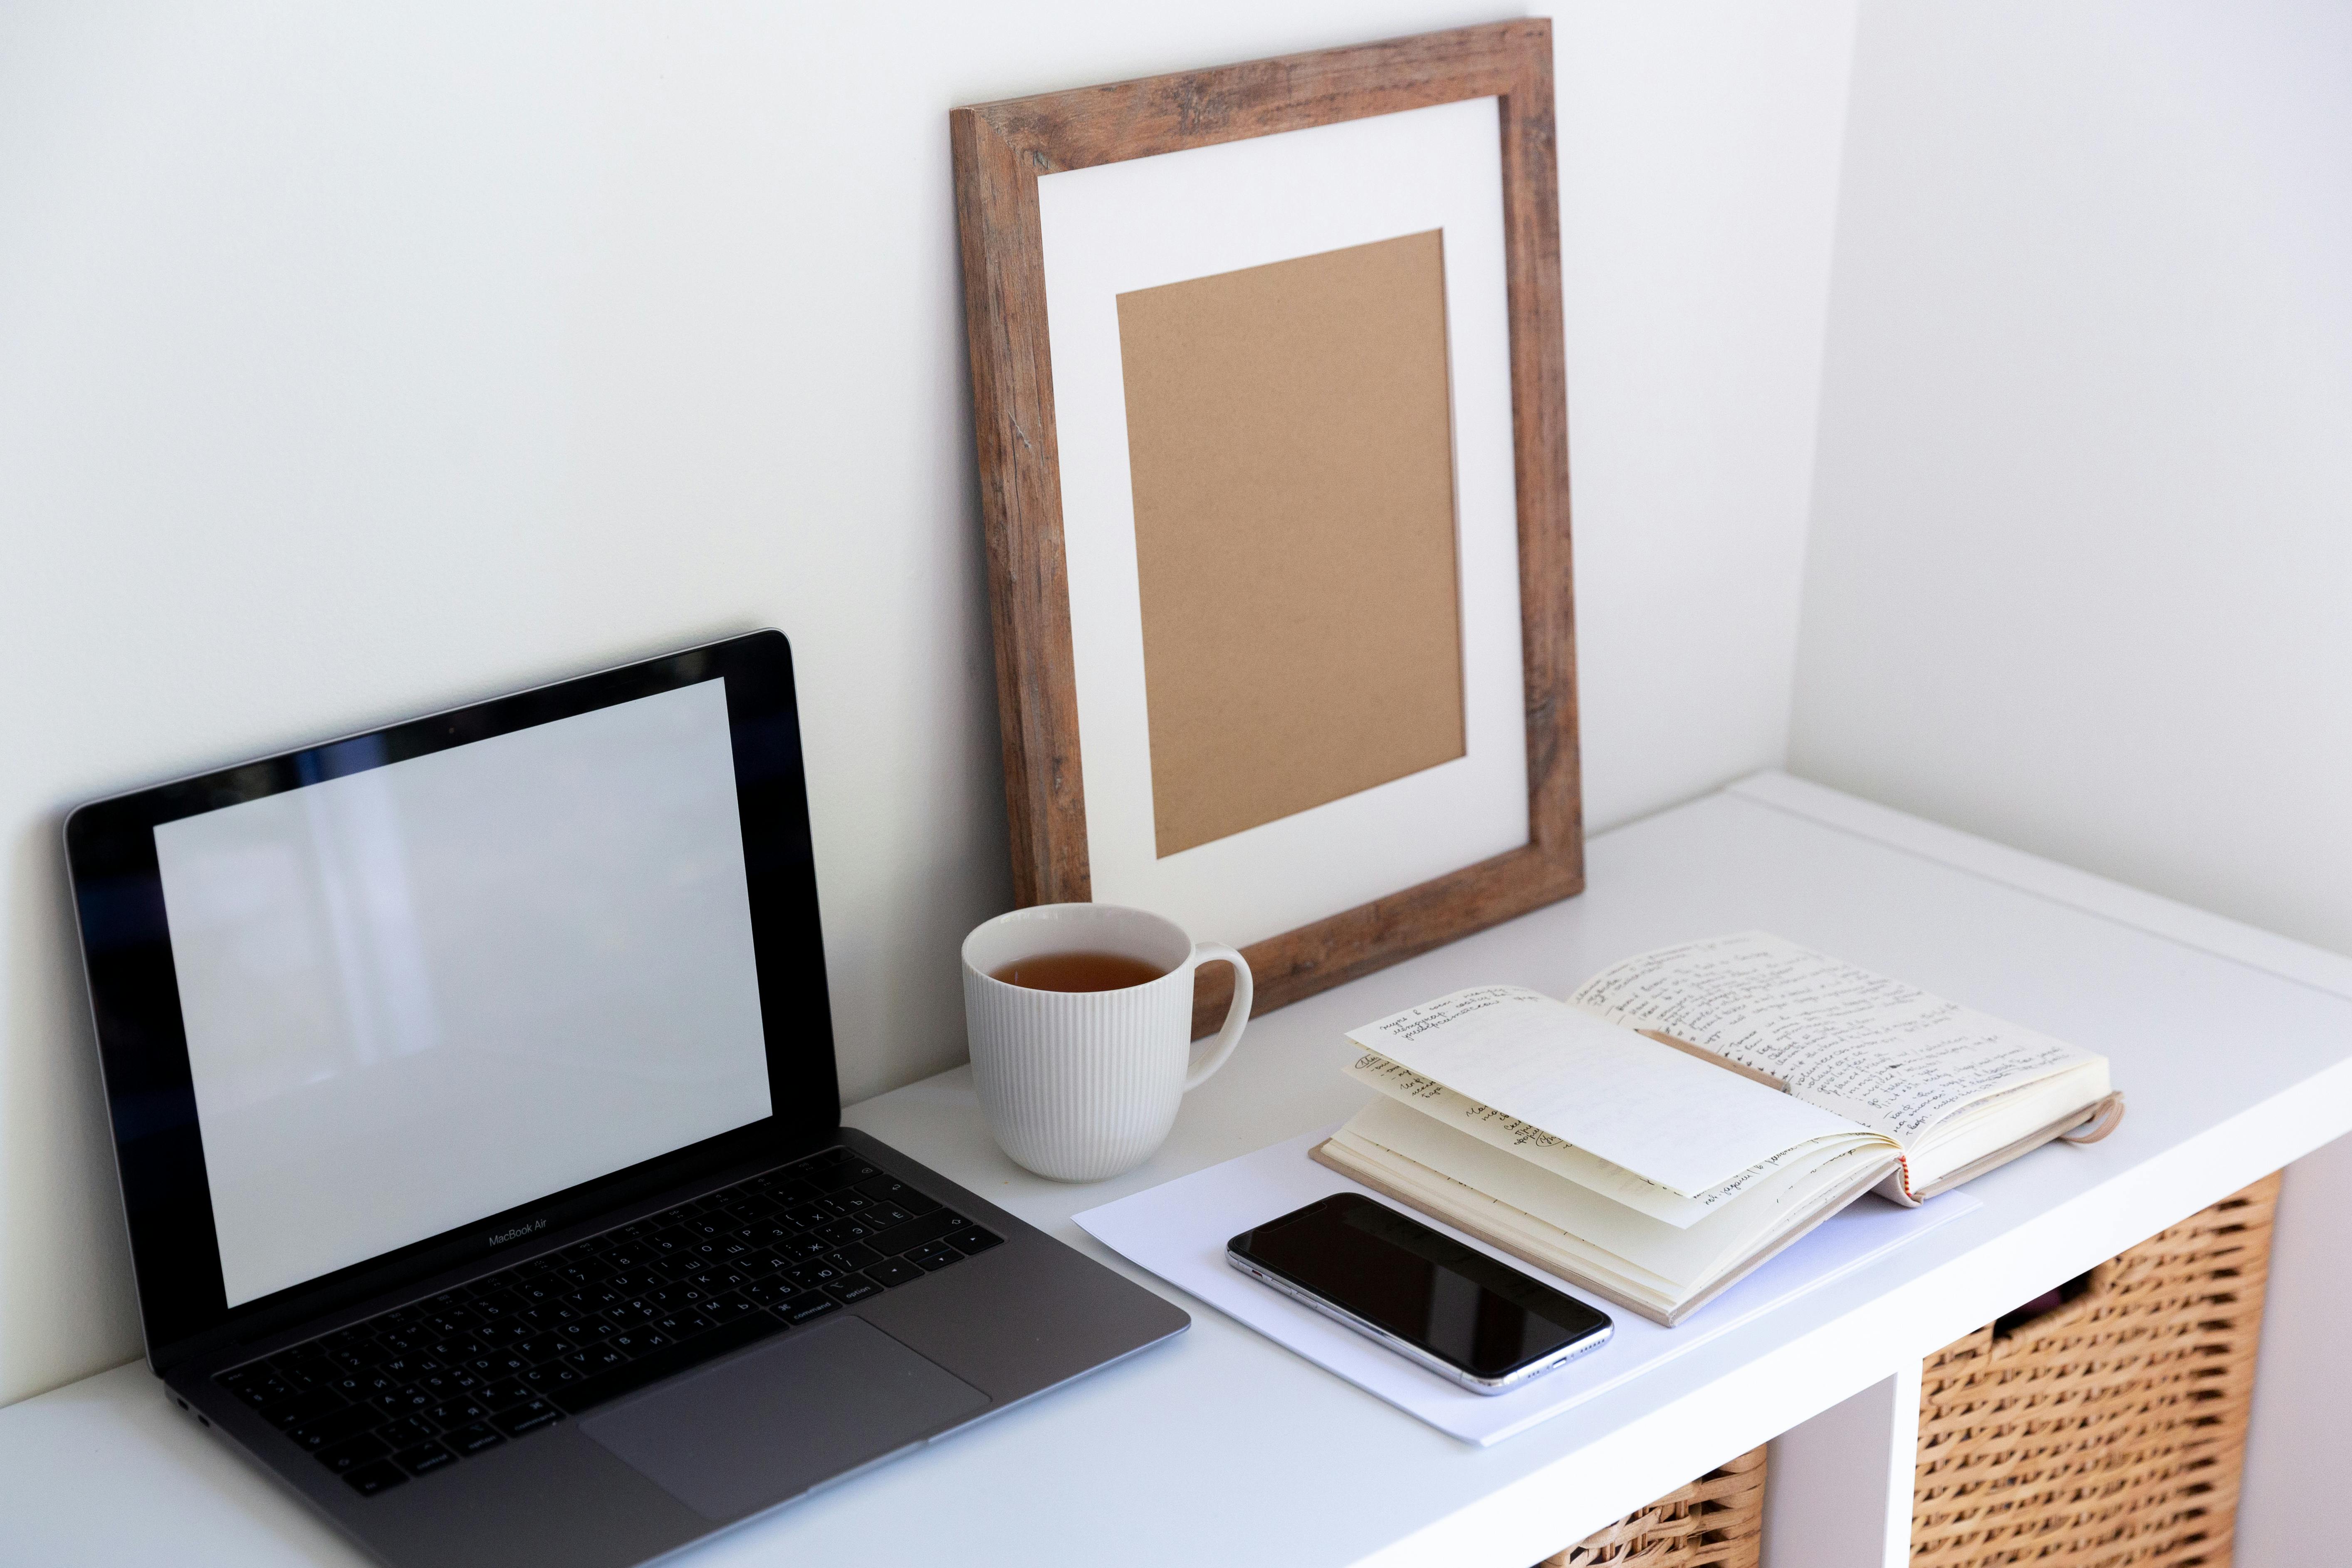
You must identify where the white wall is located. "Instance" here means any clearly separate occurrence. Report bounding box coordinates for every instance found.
[0,4,1851,1406]
[1792,0,2352,954]
[1792,3,2352,1557]
[1545,1,1855,833]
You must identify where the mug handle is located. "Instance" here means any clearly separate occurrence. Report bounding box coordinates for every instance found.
[1182,942,1253,1093]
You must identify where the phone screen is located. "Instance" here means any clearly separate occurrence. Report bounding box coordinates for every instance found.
[1229,1193,1611,1381]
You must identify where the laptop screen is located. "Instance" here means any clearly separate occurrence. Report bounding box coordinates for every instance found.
[70,632,833,1369]
[151,677,774,1307]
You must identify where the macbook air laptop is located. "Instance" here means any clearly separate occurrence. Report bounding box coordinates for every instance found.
[64,630,1187,1567]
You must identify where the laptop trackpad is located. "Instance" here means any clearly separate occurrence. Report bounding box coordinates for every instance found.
[579,1316,991,1522]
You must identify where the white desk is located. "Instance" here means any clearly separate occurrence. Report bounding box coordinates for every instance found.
[8,773,2352,1567]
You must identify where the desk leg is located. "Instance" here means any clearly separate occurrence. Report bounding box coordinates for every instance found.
[1760,1363,1919,1568]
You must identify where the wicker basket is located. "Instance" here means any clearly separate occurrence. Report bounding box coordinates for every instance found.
[1536,1446,1766,1568]
[1912,1172,2279,1568]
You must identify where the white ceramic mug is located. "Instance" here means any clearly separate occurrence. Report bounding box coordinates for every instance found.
[961,903,1253,1182]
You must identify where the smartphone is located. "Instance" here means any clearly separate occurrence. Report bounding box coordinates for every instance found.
[1227,1192,1613,1394]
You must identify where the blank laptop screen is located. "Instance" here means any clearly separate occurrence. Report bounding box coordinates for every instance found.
[152,678,773,1308]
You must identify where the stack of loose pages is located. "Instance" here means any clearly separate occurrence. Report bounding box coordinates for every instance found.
[1313,932,2120,1325]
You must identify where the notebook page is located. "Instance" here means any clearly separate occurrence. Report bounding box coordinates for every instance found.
[1340,1098,1899,1290]
[1344,1053,1823,1227]
[1344,987,1869,1196]
[1568,933,2098,1142]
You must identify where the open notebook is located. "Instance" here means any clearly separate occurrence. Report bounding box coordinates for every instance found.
[1313,932,2123,1326]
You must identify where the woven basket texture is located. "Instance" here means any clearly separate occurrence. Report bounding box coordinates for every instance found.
[1536,1445,1765,1568]
[1912,1171,2279,1568]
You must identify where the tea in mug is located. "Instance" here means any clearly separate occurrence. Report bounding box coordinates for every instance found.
[989,951,1169,993]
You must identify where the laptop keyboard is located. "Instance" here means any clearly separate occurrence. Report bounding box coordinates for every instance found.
[210,1147,1002,1497]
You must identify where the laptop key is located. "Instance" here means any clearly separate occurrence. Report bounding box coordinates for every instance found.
[231,1373,293,1408]
[604,1330,666,1359]
[802,1160,882,1193]
[948,1227,1004,1256]
[446,1422,506,1457]
[314,1432,390,1474]
[285,1402,378,1451]
[426,1398,490,1429]
[744,1277,795,1307]
[782,1261,840,1291]
[265,1387,346,1429]
[652,1309,717,1340]
[855,1176,941,1216]
[477,1377,533,1409]
[496,1401,564,1439]
[471,1348,532,1380]
[373,1387,435,1420]
[379,1414,439,1447]
[319,1371,382,1403]
[343,1460,408,1497]
[411,1367,470,1400]
[907,1243,962,1272]
[393,1441,457,1478]
[704,1292,761,1323]
[736,1219,794,1249]
[778,1291,841,1325]
[821,1275,880,1306]
[866,1258,925,1289]
[861,1209,965,1258]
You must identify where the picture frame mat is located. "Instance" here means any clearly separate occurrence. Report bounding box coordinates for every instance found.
[1039,96,1529,950]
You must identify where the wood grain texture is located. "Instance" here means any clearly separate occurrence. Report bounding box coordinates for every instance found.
[950,20,1582,1036]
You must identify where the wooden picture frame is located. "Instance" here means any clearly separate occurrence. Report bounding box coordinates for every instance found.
[952,20,1580,1034]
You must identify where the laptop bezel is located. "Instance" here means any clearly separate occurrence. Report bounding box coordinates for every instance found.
[64,630,841,1378]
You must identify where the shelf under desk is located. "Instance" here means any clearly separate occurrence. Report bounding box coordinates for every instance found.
[8,772,2351,1568]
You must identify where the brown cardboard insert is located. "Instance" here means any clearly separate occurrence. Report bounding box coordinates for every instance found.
[1117,229,1466,858]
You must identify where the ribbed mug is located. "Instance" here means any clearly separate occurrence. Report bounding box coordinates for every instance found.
[962,903,1252,1182]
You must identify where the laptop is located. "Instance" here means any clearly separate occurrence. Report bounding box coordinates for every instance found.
[63,630,1188,1567]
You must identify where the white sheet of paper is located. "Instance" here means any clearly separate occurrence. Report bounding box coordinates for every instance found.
[1348,987,1866,1195]
[1073,1129,1977,1446]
